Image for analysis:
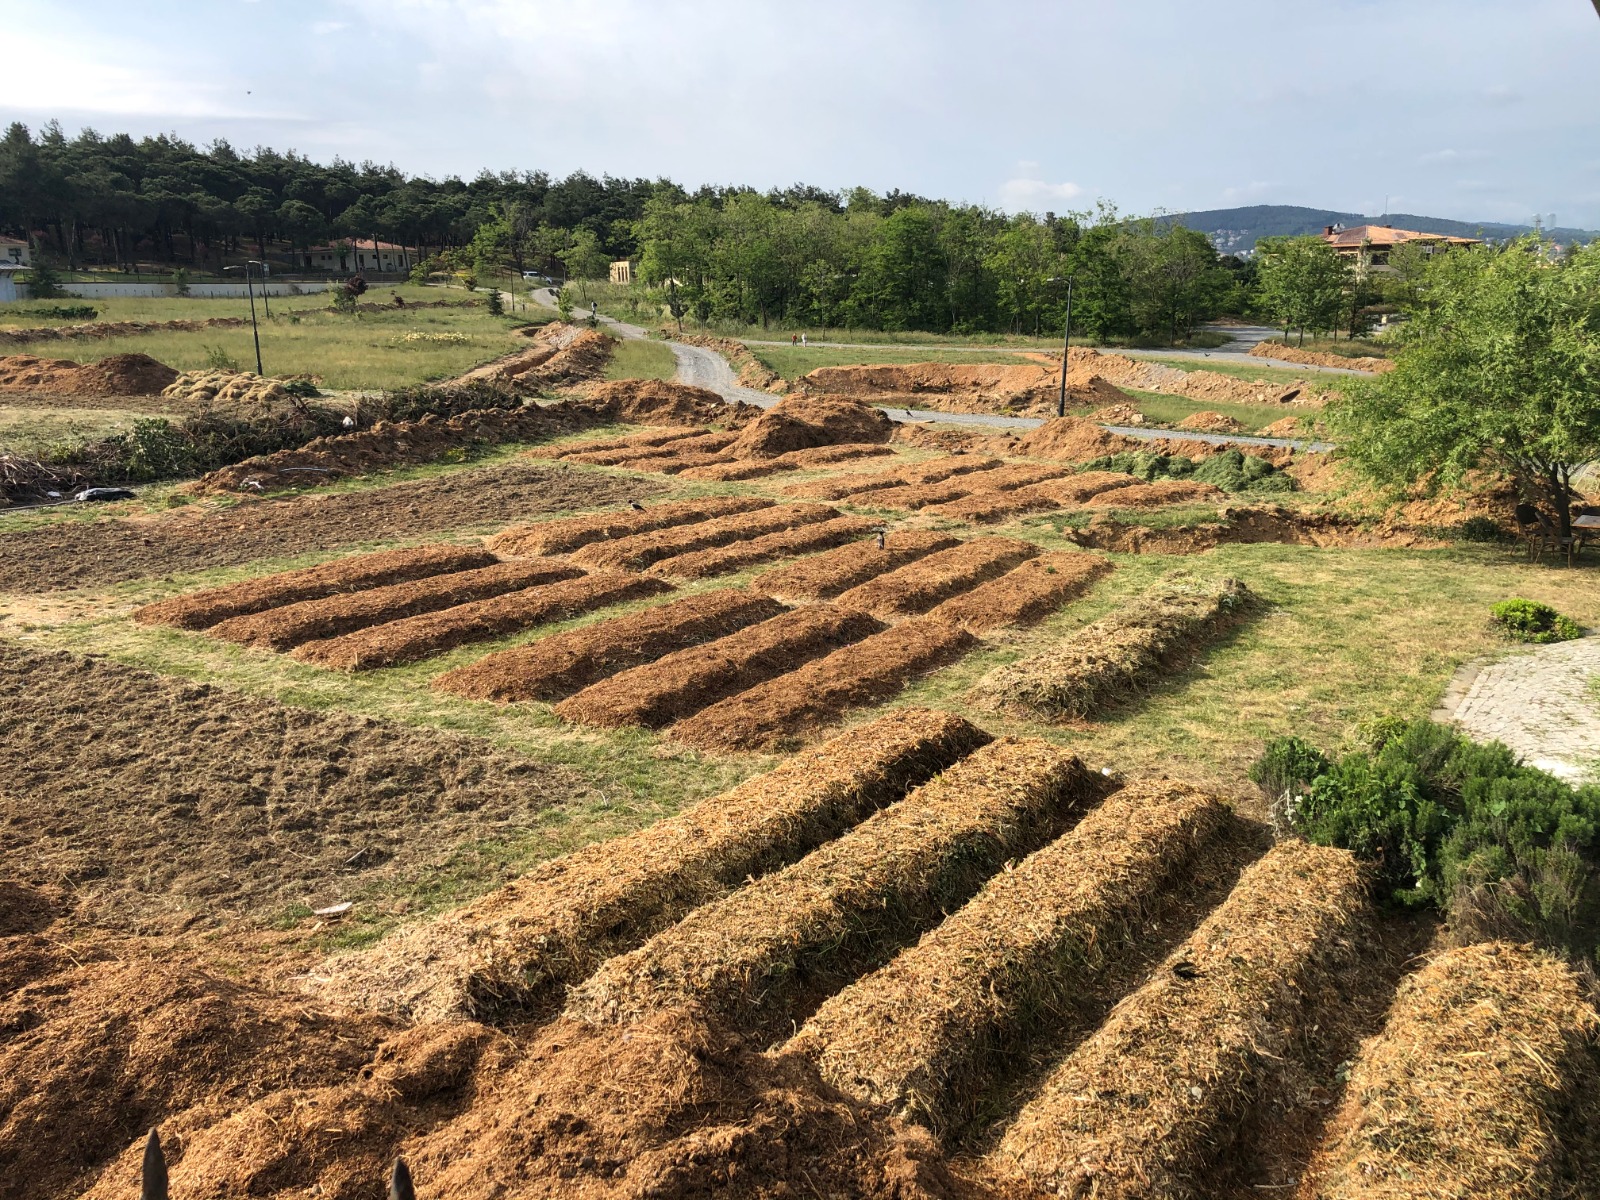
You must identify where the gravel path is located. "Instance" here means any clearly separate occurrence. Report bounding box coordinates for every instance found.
[1440,637,1600,783]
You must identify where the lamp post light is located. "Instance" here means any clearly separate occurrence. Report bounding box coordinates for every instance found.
[223,260,265,375]
[1048,275,1076,418]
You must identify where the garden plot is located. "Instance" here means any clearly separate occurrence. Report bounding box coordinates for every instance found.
[853,462,1074,512]
[783,454,1002,500]
[487,494,771,557]
[927,551,1112,634]
[752,530,961,601]
[677,442,893,482]
[832,536,1040,619]
[646,514,878,579]
[568,502,842,571]
[926,469,1139,523]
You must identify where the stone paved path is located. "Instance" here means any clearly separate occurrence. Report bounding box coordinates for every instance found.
[1442,636,1600,783]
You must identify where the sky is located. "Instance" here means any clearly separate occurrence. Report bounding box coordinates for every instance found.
[4,0,1599,229]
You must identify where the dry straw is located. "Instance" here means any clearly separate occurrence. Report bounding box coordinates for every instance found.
[1304,941,1600,1200]
[833,537,1041,620]
[206,558,582,651]
[570,503,841,572]
[680,442,893,482]
[972,572,1256,720]
[311,708,990,1022]
[994,839,1369,1200]
[291,571,673,671]
[752,531,960,602]
[431,588,785,702]
[524,426,705,459]
[784,455,1003,500]
[647,515,879,580]
[1085,479,1227,508]
[928,551,1112,634]
[555,604,883,729]
[561,429,737,466]
[672,615,978,753]
[487,495,770,558]
[788,781,1236,1132]
[133,543,495,631]
[606,448,739,475]
[565,736,1096,1031]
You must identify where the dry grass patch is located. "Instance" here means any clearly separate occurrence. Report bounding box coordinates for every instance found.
[647,515,879,580]
[430,588,784,702]
[1304,942,1600,1200]
[132,543,495,631]
[928,552,1112,635]
[310,709,989,1022]
[570,503,841,572]
[833,537,1041,620]
[290,571,673,671]
[788,781,1239,1132]
[565,737,1097,1031]
[672,616,978,753]
[555,604,883,729]
[488,495,770,558]
[206,558,582,652]
[973,572,1257,720]
[752,531,961,602]
[994,840,1369,1200]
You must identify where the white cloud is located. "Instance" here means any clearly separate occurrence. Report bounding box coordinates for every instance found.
[1420,148,1489,165]
[996,162,1085,213]
[312,20,351,34]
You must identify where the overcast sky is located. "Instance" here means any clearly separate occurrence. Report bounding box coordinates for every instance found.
[4,0,1599,228]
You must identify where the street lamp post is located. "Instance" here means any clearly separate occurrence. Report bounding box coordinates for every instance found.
[1052,276,1076,419]
[224,261,265,375]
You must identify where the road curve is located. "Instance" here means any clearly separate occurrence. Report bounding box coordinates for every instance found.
[531,288,1328,451]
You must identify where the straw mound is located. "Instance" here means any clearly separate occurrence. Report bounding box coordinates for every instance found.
[565,737,1096,1031]
[489,495,770,558]
[1303,942,1600,1200]
[431,589,784,703]
[672,616,978,753]
[1013,416,1146,463]
[575,377,759,426]
[525,326,614,386]
[569,503,840,572]
[788,782,1237,1131]
[1249,341,1393,373]
[555,604,884,729]
[186,404,590,495]
[1175,410,1243,433]
[727,395,894,458]
[451,343,557,384]
[648,514,879,580]
[0,351,179,396]
[995,840,1370,1200]
[292,571,673,672]
[1029,470,1145,505]
[161,367,294,405]
[310,709,989,1023]
[560,429,734,466]
[833,536,1041,620]
[524,426,702,459]
[0,954,390,1199]
[208,558,580,651]
[752,531,962,602]
[1086,479,1228,508]
[404,1010,960,1200]
[973,572,1256,719]
[133,543,495,631]
[928,551,1112,634]
[1063,505,1431,555]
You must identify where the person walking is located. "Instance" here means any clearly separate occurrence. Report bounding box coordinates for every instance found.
[801,332,807,347]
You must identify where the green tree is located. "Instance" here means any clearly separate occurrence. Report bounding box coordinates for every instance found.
[1255,235,1349,343]
[1333,237,1600,539]
[1112,218,1232,343]
[559,227,608,299]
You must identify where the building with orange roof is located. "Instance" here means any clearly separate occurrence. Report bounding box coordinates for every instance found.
[1320,223,1480,274]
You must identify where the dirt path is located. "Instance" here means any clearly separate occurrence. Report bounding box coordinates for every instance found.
[1438,636,1600,782]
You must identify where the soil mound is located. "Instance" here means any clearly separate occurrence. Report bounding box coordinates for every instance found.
[1012,416,1145,462]
[1261,416,1302,437]
[801,362,1133,418]
[1090,403,1146,426]
[1175,410,1244,434]
[1249,341,1393,372]
[577,378,758,426]
[1066,347,1328,406]
[728,395,893,458]
[0,351,178,396]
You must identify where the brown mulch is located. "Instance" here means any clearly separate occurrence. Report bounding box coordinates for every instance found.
[488,495,770,558]
[670,616,978,753]
[133,543,497,630]
[555,604,884,730]
[647,515,880,579]
[727,395,894,458]
[927,551,1112,634]
[291,571,674,672]
[678,442,893,482]
[570,503,841,572]
[1086,479,1229,508]
[0,462,665,593]
[0,351,179,397]
[751,531,962,602]
[832,537,1041,620]
[431,589,785,703]
[560,430,737,466]
[0,642,591,935]
[573,377,761,426]
[783,455,1001,501]
[206,558,581,651]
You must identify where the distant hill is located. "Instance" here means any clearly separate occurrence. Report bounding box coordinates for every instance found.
[1165,204,1598,256]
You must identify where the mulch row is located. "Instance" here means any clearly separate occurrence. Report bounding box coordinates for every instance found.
[783,455,1001,501]
[832,536,1041,620]
[647,515,880,580]
[679,443,895,483]
[750,531,961,602]
[487,496,772,558]
[570,503,842,572]
[927,551,1112,634]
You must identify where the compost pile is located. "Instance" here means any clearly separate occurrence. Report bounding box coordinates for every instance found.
[576,378,761,427]
[162,369,301,406]
[0,351,179,396]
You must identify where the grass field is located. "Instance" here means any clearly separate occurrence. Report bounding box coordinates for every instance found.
[0,283,448,326]
[1112,388,1297,432]
[0,403,167,457]
[604,336,677,381]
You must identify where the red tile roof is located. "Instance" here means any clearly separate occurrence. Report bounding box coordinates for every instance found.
[1322,224,1480,249]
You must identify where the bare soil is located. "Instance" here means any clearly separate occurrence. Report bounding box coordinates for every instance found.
[0,462,664,593]
[0,643,591,935]
[0,352,179,397]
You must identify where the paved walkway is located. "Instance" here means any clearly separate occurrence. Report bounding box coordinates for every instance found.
[1441,636,1600,783]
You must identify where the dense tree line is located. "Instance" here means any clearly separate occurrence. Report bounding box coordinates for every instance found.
[0,120,1258,340]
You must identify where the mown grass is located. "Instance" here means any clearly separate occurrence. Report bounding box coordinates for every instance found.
[0,283,451,326]
[0,403,168,457]
[605,336,678,381]
[1111,388,1298,433]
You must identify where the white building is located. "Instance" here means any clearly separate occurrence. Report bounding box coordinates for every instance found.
[302,239,411,274]
[0,237,30,267]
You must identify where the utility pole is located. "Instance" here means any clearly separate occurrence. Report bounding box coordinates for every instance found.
[1055,276,1075,419]
[225,261,265,374]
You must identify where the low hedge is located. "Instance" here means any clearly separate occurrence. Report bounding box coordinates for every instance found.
[1490,598,1582,644]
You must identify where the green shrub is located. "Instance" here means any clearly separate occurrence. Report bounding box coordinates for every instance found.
[202,344,240,372]
[1490,598,1583,644]
[15,303,97,320]
[486,288,504,316]
[1456,515,1508,543]
[1256,720,1600,964]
